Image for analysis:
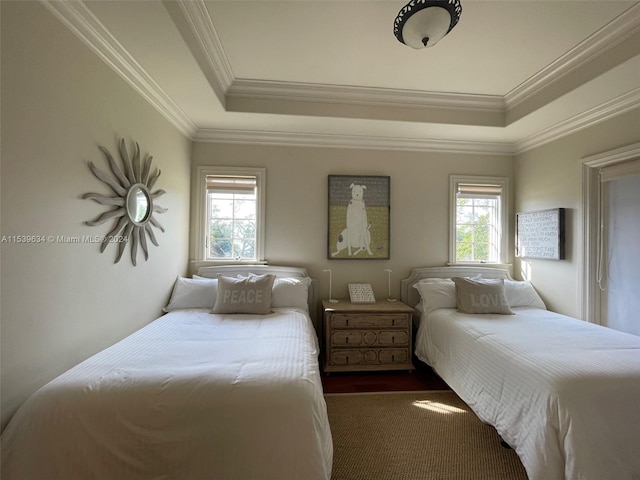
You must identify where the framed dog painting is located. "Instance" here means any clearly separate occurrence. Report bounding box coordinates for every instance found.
[328,175,390,260]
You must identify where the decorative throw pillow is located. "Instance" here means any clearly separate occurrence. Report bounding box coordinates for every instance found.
[504,280,547,309]
[413,278,457,314]
[452,277,514,315]
[211,274,276,314]
[163,276,218,312]
[271,277,312,310]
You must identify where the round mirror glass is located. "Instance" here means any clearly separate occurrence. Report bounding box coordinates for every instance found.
[126,184,150,224]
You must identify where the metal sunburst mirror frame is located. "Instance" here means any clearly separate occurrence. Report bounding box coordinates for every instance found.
[83,138,167,265]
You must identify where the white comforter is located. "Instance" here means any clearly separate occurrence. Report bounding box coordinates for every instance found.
[1,308,333,480]
[415,307,640,480]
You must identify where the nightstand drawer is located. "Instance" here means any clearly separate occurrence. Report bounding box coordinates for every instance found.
[329,348,410,367]
[378,331,409,346]
[330,349,364,366]
[331,313,408,329]
[378,349,409,364]
[331,330,408,347]
[331,330,364,346]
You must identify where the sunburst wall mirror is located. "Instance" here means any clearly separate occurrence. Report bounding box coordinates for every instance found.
[83,138,167,265]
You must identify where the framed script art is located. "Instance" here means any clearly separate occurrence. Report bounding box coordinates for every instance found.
[348,283,376,304]
[328,175,390,259]
[516,208,565,260]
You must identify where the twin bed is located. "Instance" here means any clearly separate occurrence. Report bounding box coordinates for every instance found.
[1,265,332,480]
[401,266,640,480]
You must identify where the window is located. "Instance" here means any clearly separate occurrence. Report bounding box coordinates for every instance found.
[195,167,265,262]
[449,175,508,264]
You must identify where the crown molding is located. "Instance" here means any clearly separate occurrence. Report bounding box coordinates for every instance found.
[228,79,505,113]
[515,86,640,154]
[195,86,640,156]
[195,128,515,156]
[582,140,640,167]
[505,3,640,110]
[173,0,234,94]
[40,0,197,139]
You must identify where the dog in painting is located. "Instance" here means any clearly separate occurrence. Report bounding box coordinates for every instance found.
[332,183,373,256]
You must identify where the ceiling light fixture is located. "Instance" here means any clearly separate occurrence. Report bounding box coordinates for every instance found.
[394,0,462,49]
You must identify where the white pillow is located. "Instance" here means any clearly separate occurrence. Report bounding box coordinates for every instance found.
[164,276,218,312]
[271,277,312,310]
[504,280,546,309]
[412,278,457,314]
[238,273,312,310]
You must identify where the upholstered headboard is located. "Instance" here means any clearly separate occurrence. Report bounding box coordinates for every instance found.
[196,264,320,331]
[400,266,513,308]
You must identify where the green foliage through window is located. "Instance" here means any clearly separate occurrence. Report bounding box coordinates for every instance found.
[207,190,257,260]
[455,196,499,262]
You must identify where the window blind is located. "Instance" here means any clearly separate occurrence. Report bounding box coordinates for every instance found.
[599,158,640,183]
[457,183,502,198]
[206,176,256,194]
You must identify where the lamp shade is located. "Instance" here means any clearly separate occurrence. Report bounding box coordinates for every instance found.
[394,0,462,49]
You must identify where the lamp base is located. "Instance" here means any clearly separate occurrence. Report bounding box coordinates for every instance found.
[386,297,398,303]
[329,298,339,303]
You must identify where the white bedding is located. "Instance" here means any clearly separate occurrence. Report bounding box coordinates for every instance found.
[415,307,640,480]
[1,308,333,480]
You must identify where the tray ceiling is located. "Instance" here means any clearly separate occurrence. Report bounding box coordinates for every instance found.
[43,0,640,154]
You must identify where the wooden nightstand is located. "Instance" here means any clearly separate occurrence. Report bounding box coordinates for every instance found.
[322,300,415,373]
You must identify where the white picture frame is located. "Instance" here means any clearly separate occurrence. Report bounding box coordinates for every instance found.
[348,283,376,304]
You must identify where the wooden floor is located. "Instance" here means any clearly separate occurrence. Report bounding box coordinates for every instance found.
[321,359,450,394]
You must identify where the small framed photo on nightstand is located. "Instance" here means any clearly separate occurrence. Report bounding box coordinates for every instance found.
[348,283,376,304]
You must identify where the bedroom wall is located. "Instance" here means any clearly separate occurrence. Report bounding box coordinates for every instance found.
[0,2,191,429]
[514,108,640,318]
[191,142,514,301]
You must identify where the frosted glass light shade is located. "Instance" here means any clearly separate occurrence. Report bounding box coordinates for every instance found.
[402,7,450,48]
[394,0,462,49]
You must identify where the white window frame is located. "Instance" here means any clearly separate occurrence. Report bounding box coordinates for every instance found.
[194,166,266,264]
[449,175,509,265]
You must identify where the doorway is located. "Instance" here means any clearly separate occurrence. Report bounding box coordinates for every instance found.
[583,142,640,336]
